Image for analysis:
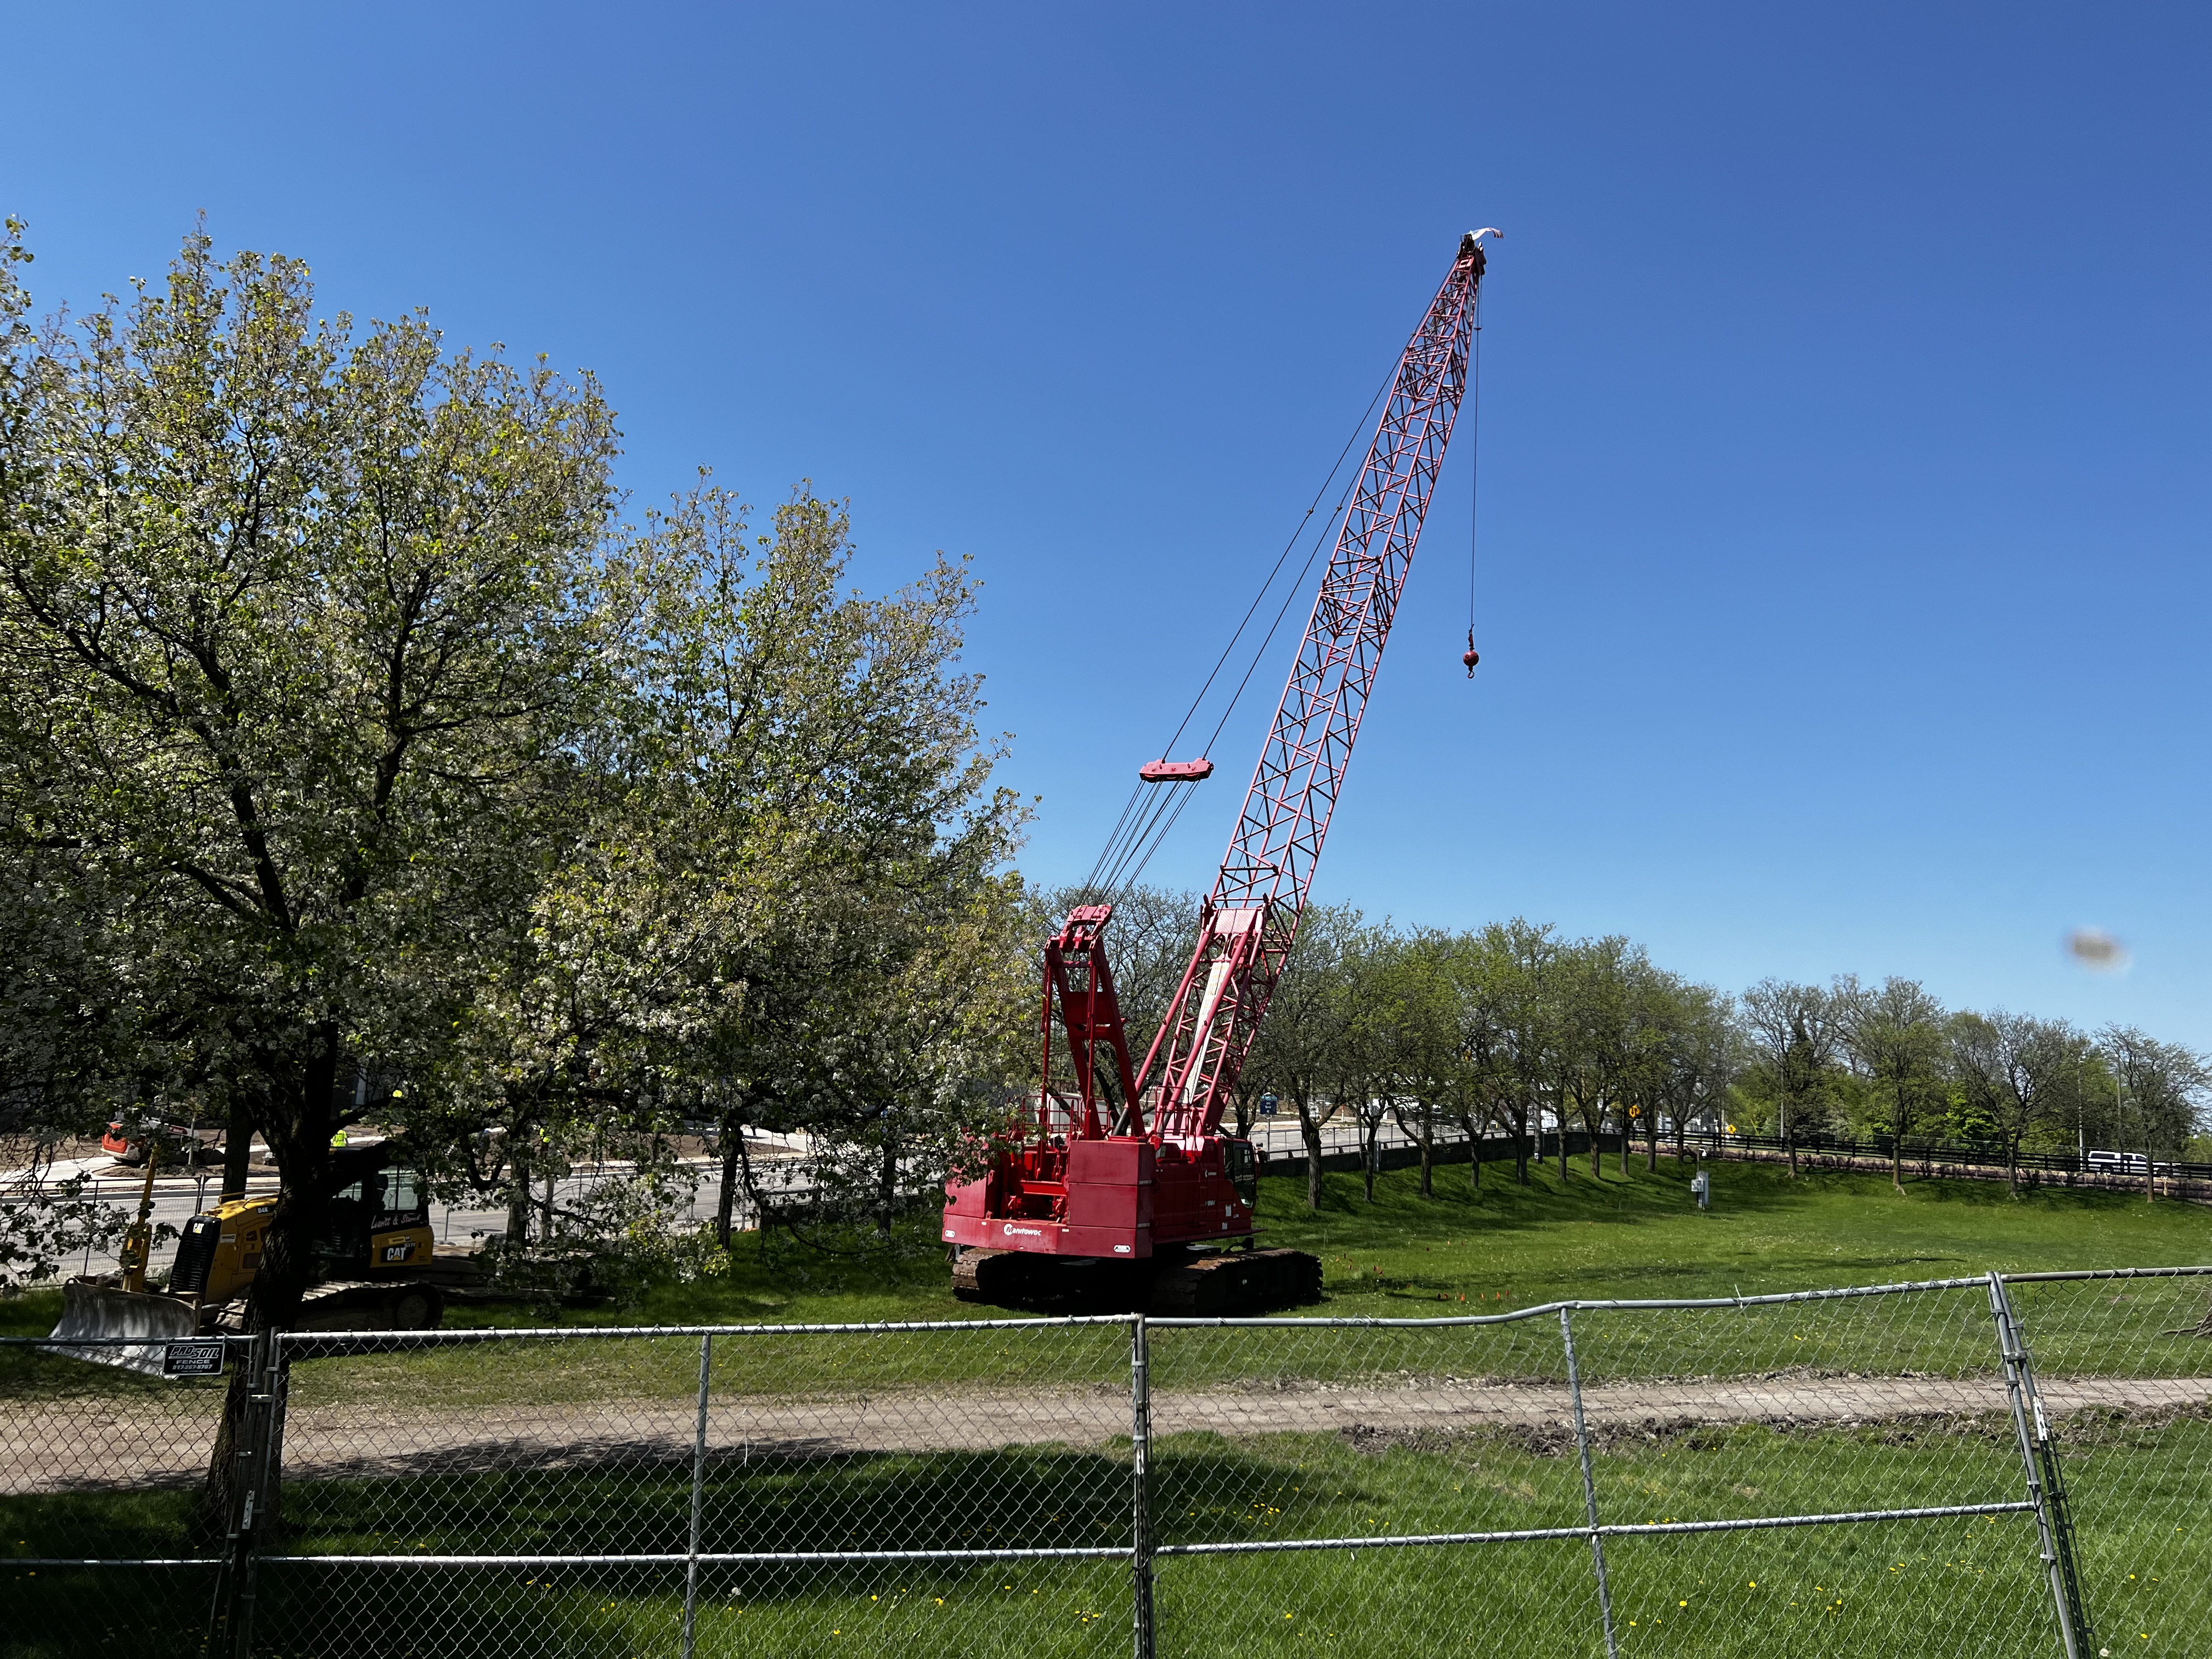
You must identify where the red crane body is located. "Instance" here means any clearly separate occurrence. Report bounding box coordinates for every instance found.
[944,233,1491,1291]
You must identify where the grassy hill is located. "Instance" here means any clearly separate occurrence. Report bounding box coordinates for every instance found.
[1257,1153,2212,1310]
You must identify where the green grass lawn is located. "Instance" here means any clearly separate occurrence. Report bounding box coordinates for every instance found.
[4,1160,2206,1409]
[5,1158,2205,1348]
[1269,1153,2211,1312]
[8,1159,2199,1656]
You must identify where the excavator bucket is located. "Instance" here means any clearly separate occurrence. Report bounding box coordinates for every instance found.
[44,1280,200,1375]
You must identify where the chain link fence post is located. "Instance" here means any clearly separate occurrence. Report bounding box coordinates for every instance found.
[1989,1273,2095,1657]
[680,1331,715,1659]
[201,1336,246,1658]
[213,1328,283,1659]
[1130,1312,1155,1659]
[1559,1306,1620,1659]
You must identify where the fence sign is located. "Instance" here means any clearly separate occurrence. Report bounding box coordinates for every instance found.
[160,1339,226,1377]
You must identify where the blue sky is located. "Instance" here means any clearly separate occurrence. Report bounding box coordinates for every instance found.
[7,4,2208,1043]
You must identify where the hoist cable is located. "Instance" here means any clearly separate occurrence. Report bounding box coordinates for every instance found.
[1465,283,1483,635]
[1198,461,1359,760]
[1110,784,1200,891]
[1081,329,1421,902]
[1081,783,1149,890]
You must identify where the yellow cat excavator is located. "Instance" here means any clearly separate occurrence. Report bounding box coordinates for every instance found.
[48,1141,477,1367]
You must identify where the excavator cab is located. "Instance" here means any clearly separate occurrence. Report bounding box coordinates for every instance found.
[312,1148,435,1274]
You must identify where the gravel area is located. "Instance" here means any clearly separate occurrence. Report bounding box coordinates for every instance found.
[7,1373,2207,1493]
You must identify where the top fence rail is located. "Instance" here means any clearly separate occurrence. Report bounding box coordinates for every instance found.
[4,1263,2205,1350]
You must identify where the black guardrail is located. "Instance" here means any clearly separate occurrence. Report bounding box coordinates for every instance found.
[1703,1131,2211,1181]
[1249,1122,2210,1191]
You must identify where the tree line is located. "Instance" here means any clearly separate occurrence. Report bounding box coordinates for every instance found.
[1071,890,2212,1204]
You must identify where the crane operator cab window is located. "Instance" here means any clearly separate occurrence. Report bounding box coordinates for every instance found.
[1224,1138,1258,1208]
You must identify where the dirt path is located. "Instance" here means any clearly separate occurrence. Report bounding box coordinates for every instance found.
[7,1374,2207,1493]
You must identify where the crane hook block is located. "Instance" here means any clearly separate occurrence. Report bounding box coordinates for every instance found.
[1139,758,1214,783]
[1463,629,1480,678]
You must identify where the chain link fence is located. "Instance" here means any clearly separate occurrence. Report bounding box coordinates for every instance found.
[5,1265,2207,1657]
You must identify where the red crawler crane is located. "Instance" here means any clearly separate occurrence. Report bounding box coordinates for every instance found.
[945,231,1495,1312]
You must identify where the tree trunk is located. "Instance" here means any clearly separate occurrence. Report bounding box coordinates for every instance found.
[1361,1118,1378,1202]
[506,1143,533,1247]
[1298,1098,1324,1210]
[1417,1104,1434,1197]
[2143,1105,2156,1203]
[220,1093,253,1203]
[205,1032,341,1543]
[1891,1092,1906,1193]
[877,1127,899,1238]
[197,1334,289,1559]
[1645,1108,1658,1173]
[1513,1108,1531,1186]
[246,1035,343,1332]
[715,1121,742,1248]
[196,1352,252,1546]
[736,1125,762,1241]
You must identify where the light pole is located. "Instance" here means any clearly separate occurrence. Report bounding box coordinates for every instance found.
[2117,1063,2152,1204]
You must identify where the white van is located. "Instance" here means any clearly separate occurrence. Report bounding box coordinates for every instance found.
[2087,1149,2172,1175]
